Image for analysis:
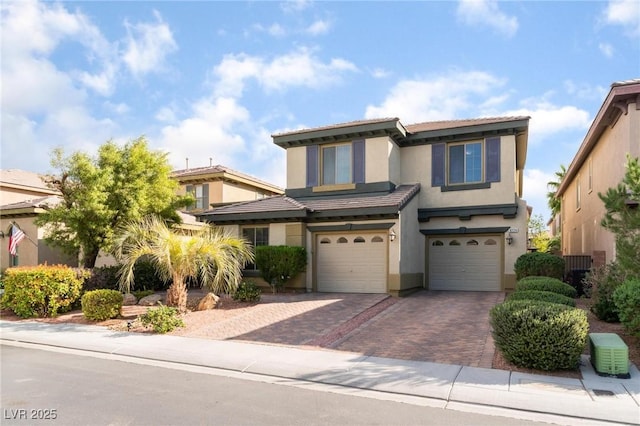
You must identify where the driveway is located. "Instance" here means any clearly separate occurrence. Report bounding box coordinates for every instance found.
[183,290,503,368]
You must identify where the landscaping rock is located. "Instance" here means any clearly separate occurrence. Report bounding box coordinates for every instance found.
[138,294,163,306]
[196,293,220,311]
[122,293,138,306]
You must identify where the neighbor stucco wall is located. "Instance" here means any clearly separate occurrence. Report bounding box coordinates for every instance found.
[0,217,38,269]
[561,103,639,262]
[222,181,268,203]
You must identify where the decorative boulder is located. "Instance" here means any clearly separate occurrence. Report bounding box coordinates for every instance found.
[122,293,138,306]
[196,293,220,311]
[138,294,163,306]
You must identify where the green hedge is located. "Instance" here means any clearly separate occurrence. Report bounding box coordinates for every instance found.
[139,305,184,333]
[0,265,86,318]
[232,281,261,302]
[255,245,306,291]
[81,289,123,321]
[506,290,576,307]
[613,279,640,337]
[83,266,120,291]
[514,252,564,280]
[490,300,588,370]
[516,276,577,298]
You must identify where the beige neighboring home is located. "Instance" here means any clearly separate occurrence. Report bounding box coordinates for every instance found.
[172,164,284,214]
[200,116,531,295]
[0,169,77,269]
[556,79,640,267]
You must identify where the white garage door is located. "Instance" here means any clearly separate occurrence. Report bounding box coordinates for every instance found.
[316,233,387,293]
[428,235,501,291]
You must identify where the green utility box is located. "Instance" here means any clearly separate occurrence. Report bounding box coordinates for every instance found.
[589,333,630,378]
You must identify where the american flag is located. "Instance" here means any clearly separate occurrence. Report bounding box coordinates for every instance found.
[8,224,26,256]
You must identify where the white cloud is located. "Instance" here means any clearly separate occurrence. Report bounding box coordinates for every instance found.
[213,48,358,97]
[306,19,331,35]
[563,80,608,101]
[504,101,591,143]
[281,0,313,14]
[365,71,506,123]
[155,106,177,123]
[122,10,178,77]
[371,68,391,79]
[158,97,251,170]
[456,0,519,37]
[104,101,130,115]
[598,42,614,57]
[523,168,554,222]
[602,0,640,37]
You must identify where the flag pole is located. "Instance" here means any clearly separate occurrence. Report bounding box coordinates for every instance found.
[10,222,37,247]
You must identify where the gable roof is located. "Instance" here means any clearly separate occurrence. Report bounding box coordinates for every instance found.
[557,79,640,196]
[171,164,284,194]
[0,169,59,195]
[0,195,62,217]
[200,183,420,224]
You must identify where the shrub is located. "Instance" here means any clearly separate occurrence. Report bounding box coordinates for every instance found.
[139,305,184,333]
[133,259,171,291]
[255,245,307,292]
[232,281,261,302]
[0,265,85,318]
[490,300,588,370]
[506,290,576,307]
[613,279,640,337]
[585,262,629,322]
[516,276,577,298]
[132,289,155,300]
[83,266,121,291]
[81,289,123,321]
[514,252,565,280]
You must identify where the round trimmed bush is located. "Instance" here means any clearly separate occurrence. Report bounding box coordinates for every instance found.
[490,300,588,370]
[516,276,577,298]
[82,289,123,321]
[232,281,261,302]
[514,252,564,280]
[506,290,576,307]
[613,278,640,337]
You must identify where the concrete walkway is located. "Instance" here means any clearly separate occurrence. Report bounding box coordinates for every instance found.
[1,321,638,425]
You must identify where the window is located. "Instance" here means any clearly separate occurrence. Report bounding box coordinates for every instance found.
[576,175,581,210]
[449,142,482,184]
[242,227,269,270]
[432,240,444,246]
[466,239,479,246]
[186,184,209,210]
[449,240,461,246]
[354,236,365,243]
[588,158,593,193]
[372,236,384,243]
[322,144,352,185]
[337,237,348,243]
[484,239,497,246]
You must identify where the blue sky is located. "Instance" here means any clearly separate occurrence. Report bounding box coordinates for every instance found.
[1,0,639,223]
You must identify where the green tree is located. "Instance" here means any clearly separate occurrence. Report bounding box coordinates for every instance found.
[547,164,567,217]
[599,155,640,277]
[528,213,552,252]
[113,215,254,312]
[36,137,192,268]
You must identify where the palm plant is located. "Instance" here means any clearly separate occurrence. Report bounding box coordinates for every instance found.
[113,215,254,312]
[547,164,567,217]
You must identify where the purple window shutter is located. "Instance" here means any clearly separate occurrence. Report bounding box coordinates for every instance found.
[306,145,318,187]
[485,137,501,183]
[352,139,365,184]
[431,143,445,186]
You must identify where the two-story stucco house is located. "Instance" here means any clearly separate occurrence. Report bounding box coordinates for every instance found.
[172,164,284,214]
[556,79,640,267]
[200,116,530,296]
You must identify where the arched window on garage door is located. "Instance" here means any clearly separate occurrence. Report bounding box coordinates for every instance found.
[354,236,366,243]
[432,240,444,246]
[337,237,348,243]
[320,238,331,244]
[372,236,383,243]
[449,240,461,246]
[484,239,497,245]
[466,239,479,246]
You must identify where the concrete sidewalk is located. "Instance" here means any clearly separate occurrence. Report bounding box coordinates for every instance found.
[1,320,638,425]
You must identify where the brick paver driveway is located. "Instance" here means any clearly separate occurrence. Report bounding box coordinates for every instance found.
[332,291,504,368]
[190,290,503,368]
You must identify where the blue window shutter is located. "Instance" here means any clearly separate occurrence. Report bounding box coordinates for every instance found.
[431,143,445,187]
[352,139,365,184]
[202,183,209,209]
[306,145,318,187]
[485,137,501,183]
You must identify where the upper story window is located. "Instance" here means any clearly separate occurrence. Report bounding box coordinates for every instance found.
[449,142,482,184]
[576,174,581,210]
[306,140,365,188]
[431,137,500,188]
[322,144,352,185]
[185,183,209,210]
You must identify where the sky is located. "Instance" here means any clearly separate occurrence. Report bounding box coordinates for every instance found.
[1,0,639,223]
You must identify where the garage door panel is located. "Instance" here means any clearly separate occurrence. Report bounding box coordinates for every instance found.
[429,235,501,291]
[317,233,386,293]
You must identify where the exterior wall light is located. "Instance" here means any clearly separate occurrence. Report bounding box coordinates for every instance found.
[389,229,397,242]
[506,235,514,245]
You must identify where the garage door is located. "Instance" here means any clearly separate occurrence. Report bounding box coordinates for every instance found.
[316,233,387,293]
[428,235,501,291]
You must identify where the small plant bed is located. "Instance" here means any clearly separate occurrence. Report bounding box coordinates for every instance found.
[492,297,640,379]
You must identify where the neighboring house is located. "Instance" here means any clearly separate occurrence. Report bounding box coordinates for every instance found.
[556,79,640,268]
[172,164,284,213]
[199,116,530,295]
[0,169,76,269]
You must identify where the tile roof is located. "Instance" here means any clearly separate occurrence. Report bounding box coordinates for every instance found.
[272,117,400,137]
[171,164,283,192]
[202,184,420,222]
[0,169,58,193]
[404,116,530,133]
[0,195,62,210]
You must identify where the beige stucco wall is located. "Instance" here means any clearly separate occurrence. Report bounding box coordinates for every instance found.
[365,137,396,184]
[0,217,38,269]
[561,104,639,262]
[286,146,307,189]
[400,135,518,207]
[0,188,52,205]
